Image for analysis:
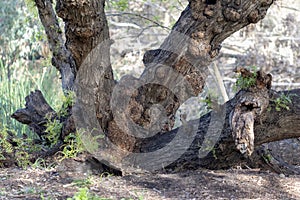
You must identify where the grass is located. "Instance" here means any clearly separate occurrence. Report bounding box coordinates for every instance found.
[67,187,110,200]
[0,0,63,138]
[0,58,63,137]
[0,53,66,168]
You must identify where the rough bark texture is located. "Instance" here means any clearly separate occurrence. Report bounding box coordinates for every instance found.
[56,0,108,68]
[110,0,275,152]
[34,0,76,91]
[11,0,300,175]
[230,69,272,156]
[12,0,115,160]
[11,90,73,158]
[56,0,115,132]
[14,0,115,132]
[133,88,300,174]
[11,87,300,174]
[11,90,55,136]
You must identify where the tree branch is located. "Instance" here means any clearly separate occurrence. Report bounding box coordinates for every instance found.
[106,12,171,31]
[35,0,76,91]
[130,89,300,173]
[10,86,300,174]
[42,0,116,131]
[109,0,275,151]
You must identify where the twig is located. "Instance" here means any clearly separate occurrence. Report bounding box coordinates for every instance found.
[109,21,141,29]
[106,12,171,31]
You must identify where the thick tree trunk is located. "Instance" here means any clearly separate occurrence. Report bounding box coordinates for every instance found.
[109,0,275,151]
[126,88,300,174]
[11,87,300,174]
[55,0,116,132]
[11,0,300,175]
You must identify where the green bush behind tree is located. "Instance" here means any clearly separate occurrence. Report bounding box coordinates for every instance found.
[0,0,63,136]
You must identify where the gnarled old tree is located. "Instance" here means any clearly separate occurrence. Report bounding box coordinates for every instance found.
[11,0,300,174]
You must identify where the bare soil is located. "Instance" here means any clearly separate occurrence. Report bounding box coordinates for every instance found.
[1,161,300,200]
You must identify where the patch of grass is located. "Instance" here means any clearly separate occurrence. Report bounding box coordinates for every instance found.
[0,54,63,136]
[0,127,38,168]
[0,0,63,150]
[72,177,93,188]
[32,158,56,170]
[67,187,110,200]
[59,132,85,161]
[271,93,294,111]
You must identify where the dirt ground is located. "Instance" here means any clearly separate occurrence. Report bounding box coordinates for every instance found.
[1,161,300,200]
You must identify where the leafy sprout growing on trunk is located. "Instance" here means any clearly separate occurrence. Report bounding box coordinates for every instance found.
[271,93,296,112]
[233,66,258,91]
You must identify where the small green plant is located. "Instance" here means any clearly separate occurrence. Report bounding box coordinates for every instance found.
[0,127,14,166]
[59,132,85,161]
[0,127,36,168]
[0,188,6,196]
[58,91,76,117]
[67,187,108,200]
[44,114,63,147]
[77,128,105,155]
[0,127,14,153]
[43,91,75,147]
[99,172,113,180]
[211,148,217,160]
[262,151,273,163]
[32,157,56,169]
[72,177,93,188]
[40,193,46,200]
[234,66,257,91]
[15,151,31,169]
[201,91,218,110]
[271,93,294,111]
[197,142,217,160]
[32,158,47,169]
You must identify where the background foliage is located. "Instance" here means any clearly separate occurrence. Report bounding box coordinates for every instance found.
[0,1,63,137]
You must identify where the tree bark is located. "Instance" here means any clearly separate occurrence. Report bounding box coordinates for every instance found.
[11,84,300,174]
[108,0,275,151]
[127,88,300,174]
[11,90,55,136]
[55,0,116,132]
[34,0,76,91]
[11,0,300,175]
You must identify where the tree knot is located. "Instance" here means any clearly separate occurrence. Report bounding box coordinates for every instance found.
[230,68,272,156]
